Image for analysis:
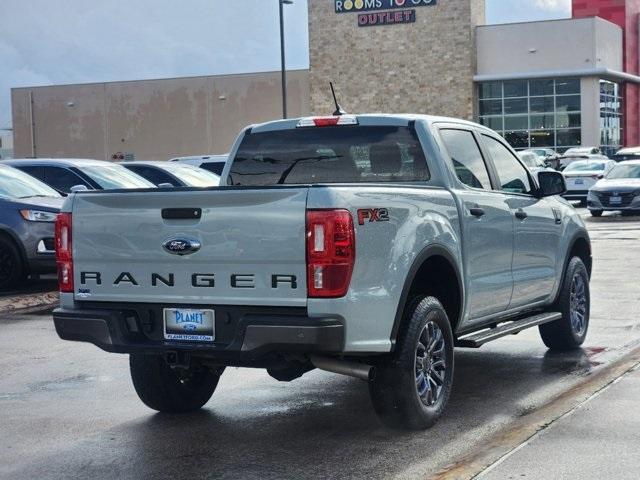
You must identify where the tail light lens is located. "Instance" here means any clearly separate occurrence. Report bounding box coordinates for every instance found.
[55,213,73,293]
[306,209,355,298]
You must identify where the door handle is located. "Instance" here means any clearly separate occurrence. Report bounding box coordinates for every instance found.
[515,209,528,220]
[469,207,485,218]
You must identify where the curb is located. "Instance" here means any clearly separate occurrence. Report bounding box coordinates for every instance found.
[0,291,59,315]
[432,344,640,480]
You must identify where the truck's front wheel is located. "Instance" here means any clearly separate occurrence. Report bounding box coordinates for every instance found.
[130,355,222,413]
[369,296,454,430]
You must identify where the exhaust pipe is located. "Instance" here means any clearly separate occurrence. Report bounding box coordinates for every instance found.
[309,355,375,381]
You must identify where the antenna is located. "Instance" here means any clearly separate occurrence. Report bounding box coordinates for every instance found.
[330,82,347,116]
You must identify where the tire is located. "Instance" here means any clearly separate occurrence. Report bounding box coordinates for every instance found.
[539,257,590,351]
[589,210,603,217]
[129,354,222,413]
[369,296,454,430]
[0,236,26,291]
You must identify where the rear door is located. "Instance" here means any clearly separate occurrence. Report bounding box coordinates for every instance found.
[438,127,514,321]
[480,133,561,307]
[72,188,309,306]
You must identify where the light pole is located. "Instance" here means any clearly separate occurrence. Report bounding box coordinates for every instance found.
[279,0,293,119]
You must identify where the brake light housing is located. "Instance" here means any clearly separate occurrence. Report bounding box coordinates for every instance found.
[297,115,358,128]
[55,213,73,293]
[306,209,355,298]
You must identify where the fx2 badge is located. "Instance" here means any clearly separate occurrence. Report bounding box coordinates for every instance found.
[357,208,390,225]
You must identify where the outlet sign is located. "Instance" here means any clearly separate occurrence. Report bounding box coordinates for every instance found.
[335,0,436,13]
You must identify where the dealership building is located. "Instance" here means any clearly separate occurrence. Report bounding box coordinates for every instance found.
[10,0,640,159]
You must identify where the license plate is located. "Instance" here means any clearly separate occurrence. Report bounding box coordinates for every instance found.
[574,179,584,185]
[610,196,622,204]
[164,308,215,342]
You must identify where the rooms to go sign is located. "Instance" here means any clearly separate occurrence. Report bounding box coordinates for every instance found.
[335,0,436,13]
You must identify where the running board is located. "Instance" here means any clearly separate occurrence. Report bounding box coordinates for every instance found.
[455,312,562,348]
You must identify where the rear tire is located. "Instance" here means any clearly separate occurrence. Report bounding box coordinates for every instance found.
[130,355,222,413]
[539,257,590,351]
[589,210,603,217]
[369,296,454,430]
[0,236,26,291]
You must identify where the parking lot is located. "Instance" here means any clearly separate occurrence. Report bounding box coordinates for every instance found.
[1,208,639,480]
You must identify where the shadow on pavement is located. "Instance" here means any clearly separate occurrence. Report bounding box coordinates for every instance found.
[6,345,603,480]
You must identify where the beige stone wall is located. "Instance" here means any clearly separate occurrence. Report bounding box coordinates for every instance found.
[308,0,485,120]
[11,70,310,160]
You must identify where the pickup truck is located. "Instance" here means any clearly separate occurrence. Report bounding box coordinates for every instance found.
[53,114,592,430]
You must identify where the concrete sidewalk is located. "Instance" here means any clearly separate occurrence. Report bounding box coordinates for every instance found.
[481,365,640,479]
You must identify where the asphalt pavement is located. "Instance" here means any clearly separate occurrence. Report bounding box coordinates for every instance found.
[1,209,640,480]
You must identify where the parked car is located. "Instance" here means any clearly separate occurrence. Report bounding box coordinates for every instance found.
[558,152,609,171]
[122,161,220,187]
[611,146,640,162]
[517,151,554,174]
[169,154,228,175]
[562,159,616,205]
[53,114,591,431]
[0,164,64,289]
[522,148,560,169]
[4,158,155,194]
[587,160,640,216]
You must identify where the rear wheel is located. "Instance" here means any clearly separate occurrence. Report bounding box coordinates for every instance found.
[589,209,603,217]
[130,354,222,413]
[0,236,26,291]
[539,257,590,351]
[369,296,454,430]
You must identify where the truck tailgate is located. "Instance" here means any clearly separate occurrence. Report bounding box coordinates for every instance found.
[71,188,308,306]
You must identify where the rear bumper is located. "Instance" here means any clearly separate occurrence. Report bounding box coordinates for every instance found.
[53,304,345,362]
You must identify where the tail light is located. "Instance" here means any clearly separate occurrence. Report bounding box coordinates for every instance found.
[306,209,355,298]
[55,213,73,293]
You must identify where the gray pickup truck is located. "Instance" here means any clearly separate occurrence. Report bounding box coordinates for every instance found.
[53,114,592,430]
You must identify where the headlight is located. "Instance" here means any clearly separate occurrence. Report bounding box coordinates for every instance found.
[19,210,58,222]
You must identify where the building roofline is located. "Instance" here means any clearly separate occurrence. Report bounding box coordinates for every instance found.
[478,15,618,30]
[474,68,640,84]
[10,68,310,92]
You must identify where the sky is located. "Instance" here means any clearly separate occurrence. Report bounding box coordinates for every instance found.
[0,0,572,130]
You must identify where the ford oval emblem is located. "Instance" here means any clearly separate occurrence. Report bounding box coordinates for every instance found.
[162,237,201,256]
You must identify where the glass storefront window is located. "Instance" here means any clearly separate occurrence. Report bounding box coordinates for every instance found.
[529,96,555,113]
[599,79,623,156]
[504,98,528,114]
[504,115,528,130]
[503,81,527,98]
[530,114,554,129]
[478,78,583,152]
[530,79,554,97]
[480,99,502,116]
[556,79,580,95]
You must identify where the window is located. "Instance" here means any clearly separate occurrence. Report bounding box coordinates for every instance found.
[43,167,91,193]
[15,166,46,182]
[126,165,177,186]
[440,129,492,190]
[478,78,582,152]
[599,80,623,157]
[200,162,225,175]
[230,126,429,186]
[482,135,532,194]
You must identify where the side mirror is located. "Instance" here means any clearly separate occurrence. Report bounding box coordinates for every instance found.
[537,171,566,197]
[70,184,89,193]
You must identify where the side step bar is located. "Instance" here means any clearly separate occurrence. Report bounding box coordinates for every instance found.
[456,312,562,348]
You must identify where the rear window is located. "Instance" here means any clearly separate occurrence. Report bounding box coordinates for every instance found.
[228,125,429,186]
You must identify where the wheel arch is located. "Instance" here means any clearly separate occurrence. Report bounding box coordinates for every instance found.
[0,226,28,267]
[390,244,463,350]
[554,232,592,305]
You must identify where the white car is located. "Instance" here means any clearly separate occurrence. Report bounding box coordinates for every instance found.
[562,159,616,204]
[559,150,608,170]
[169,154,228,175]
[611,146,640,162]
[587,160,640,216]
[517,151,553,174]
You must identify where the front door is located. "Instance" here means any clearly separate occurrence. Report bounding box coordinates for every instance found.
[438,128,514,322]
[480,134,562,308]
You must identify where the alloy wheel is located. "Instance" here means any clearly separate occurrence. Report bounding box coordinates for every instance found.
[415,321,447,407]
